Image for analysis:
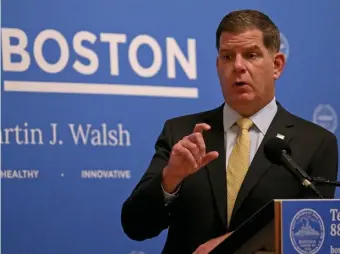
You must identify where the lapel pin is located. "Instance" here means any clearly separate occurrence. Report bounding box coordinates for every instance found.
[276,133,285,140]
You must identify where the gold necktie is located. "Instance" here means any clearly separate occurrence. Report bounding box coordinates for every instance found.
[227,117,253,225]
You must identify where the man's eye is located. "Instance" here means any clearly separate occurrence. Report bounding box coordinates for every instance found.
[248,53,258,58]
[222,55,232,60]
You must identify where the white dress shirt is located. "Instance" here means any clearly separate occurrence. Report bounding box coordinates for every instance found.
[223,97,278,167]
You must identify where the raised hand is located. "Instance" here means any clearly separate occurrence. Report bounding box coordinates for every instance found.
[162,123,219,193]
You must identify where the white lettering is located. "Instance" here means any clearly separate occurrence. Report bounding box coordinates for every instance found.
[118,123,131,146]
[330,223,340,236]
[68,123,130,146]
[1,28,30,71]
[2,28,198,80]
[100,33,127,75]
[73,31,99,75]
[33,29,69,73]
[129,35,162,77]
[1,170,39,179]
[331,246,340,253]
[0,122,43,145]
[81,170,131,179]
[331,209,340,221]
[166,37,197,79]
[69,124,90,145]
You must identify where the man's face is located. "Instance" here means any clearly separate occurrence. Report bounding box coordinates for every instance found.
[216,29,285,116]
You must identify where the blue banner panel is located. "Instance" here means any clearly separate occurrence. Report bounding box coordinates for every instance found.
[2,0,340,253]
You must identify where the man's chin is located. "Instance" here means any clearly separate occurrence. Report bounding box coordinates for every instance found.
[232,94,256,105]
[226,95,260,116]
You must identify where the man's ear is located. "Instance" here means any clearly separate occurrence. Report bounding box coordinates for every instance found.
[273,52,286,80]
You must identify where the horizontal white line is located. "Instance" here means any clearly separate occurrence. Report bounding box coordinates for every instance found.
[3,81,199,98]
[317,116,334,121]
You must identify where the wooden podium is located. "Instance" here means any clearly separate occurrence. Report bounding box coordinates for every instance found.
[210,199,340,254]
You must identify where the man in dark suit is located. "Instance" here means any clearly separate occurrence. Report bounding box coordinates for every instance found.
[121,9,338,254]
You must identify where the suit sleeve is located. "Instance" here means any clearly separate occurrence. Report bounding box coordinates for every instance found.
[301,132,339,198]
[120,120,175,241]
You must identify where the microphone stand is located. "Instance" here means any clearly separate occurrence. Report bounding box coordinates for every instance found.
[300,178,324,199]
[281,150,325,198]
[311,177,340,187]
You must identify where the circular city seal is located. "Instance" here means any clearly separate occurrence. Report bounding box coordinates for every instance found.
[290,208,325,254]
[313,104,338,133]
[280,32,290,60]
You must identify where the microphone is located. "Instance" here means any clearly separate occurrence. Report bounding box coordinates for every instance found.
[263,137,324,198]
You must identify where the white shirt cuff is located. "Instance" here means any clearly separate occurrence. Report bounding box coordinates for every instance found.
[161,183,181,205]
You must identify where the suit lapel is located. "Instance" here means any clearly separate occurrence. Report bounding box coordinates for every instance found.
[202,105,228,230]
[230,104,295,222]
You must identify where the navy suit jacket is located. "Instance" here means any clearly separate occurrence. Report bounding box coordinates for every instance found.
[121,102,338,254]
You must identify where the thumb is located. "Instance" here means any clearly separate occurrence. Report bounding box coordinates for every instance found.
[201,151,219,167]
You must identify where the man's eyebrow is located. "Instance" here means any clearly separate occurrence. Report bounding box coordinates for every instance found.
[219,45,262,52]
[218,48,233,54]
[244,45,262,51]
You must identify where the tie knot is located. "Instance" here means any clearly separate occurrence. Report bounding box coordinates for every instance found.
[236,117,253,131]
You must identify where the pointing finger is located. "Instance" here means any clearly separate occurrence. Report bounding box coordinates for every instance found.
[193,123,211,133]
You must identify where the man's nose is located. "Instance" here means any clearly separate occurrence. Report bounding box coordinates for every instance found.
[233,55,246,73]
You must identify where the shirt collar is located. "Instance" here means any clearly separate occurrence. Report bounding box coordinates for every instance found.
[223,97,278,134]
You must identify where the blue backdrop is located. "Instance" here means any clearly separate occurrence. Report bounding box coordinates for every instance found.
[2,0,340,253]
